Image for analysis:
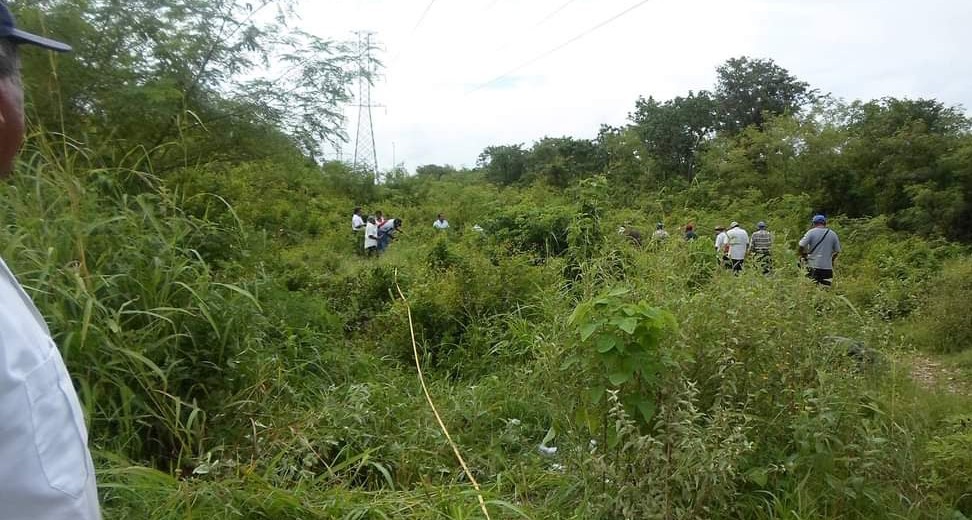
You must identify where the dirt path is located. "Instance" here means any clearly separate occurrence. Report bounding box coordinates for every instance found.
[908,353,969,396]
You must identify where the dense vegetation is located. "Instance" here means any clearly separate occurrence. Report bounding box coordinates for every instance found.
[5,1,972,518]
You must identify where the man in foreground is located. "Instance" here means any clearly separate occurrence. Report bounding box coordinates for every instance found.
[798,214,841,286]
[1,3,102,518]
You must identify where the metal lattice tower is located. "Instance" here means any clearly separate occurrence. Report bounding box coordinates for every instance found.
[352,32,379,181]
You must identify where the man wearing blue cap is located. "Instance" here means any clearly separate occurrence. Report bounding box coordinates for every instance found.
[1,3,101,518]
[798,214,841,286]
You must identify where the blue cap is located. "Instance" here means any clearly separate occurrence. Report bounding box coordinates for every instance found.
[757,221,766,228]
[0,2,72,52]
[812,214,827,224]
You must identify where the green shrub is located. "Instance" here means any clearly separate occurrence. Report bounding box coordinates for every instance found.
[923,415,972,515]
[907,259,972,353]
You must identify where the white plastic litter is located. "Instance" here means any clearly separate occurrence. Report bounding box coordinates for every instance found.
[538,444,558,456]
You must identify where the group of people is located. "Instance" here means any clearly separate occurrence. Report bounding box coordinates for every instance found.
[626,216,842,286]
[352,207,402,256]
[713,220,774,274]
[711,215,841,285]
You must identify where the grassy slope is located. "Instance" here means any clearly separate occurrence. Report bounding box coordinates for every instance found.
[2,149,971,519]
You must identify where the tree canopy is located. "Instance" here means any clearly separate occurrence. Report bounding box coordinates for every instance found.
[12,0,367,168]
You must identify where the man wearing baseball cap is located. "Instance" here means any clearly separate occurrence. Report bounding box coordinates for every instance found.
[1,2,101,518]
[798,214,841,286]
[725,221,750,273]
[749,221,773,274]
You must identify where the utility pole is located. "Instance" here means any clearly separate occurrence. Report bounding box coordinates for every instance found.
[352,31,381,182]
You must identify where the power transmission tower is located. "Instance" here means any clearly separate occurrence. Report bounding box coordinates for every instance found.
[353,31,380,182]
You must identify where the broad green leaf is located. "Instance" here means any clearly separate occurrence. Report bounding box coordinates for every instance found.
[579,322,600,341]
[595,335,617,353]
[607,286,631,297]
[542,426,557,446]
[584,385,606,405]
[608,371,631,385]
[634,399,656,424]
[617,317,639,335]
[746,468,769,487]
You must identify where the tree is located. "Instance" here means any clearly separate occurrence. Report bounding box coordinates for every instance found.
[715,57,813,134]
[630,91,717,181]
[525,136,606,187]
[841,97,971,232]
[416,164,461,179]
[478,144,527,185]
[12,0,367,168]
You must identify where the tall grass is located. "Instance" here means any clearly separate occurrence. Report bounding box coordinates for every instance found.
[3,132,971,519]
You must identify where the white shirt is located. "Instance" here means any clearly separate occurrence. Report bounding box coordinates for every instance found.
[364,222,379,248]
[714,231,728,254]
[433,219,449,230]
[0,257,101,520]
[652,229,669,240]
[351,214,365,231]
[726,227,750,260]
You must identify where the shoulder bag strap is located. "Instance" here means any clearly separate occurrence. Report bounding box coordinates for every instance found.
[807,228,831,255]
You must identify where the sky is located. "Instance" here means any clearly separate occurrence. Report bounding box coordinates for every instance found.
[297,0,972,172]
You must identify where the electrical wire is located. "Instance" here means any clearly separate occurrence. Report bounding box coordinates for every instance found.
[467,0,655,94]
[533,0,580,29]
[492,0,580,53]
[391,0,439,64]
[408,0,440,35]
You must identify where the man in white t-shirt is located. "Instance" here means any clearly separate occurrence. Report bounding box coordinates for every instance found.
[725,221,749,273]
[432,213,449,230]
[364,217,379,256]
[1,4,101,518]
[652,222,669,240]
[351,207,365,232]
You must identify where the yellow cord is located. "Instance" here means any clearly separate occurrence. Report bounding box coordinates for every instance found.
[395,276,492,520]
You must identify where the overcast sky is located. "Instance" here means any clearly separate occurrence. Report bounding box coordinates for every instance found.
[297,0,971,171]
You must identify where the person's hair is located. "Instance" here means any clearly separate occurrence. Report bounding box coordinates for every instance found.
[685,224,694,231]
[375,210,383,217]
[394,218,403,228]
[0,39,20,82]
[353,206,362,214]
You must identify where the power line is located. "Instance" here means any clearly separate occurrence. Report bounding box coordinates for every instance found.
[493,0,580,53]
[533,0,580,29]
[467,0,655,94]
[410,0,440,35]
[391,0,439,64]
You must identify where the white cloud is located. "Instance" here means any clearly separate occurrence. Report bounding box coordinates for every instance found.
[298,0,972,170]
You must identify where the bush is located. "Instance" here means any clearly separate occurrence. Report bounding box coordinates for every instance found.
[907,259,972,353]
